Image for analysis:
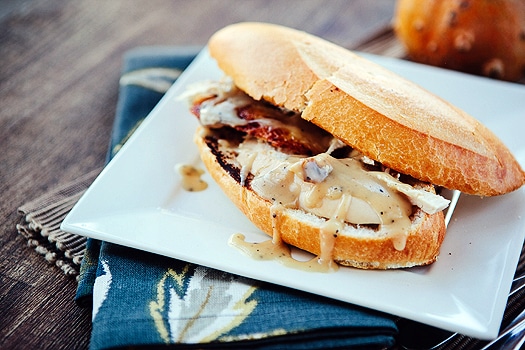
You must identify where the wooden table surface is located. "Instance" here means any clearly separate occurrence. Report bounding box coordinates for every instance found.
[0,1,398,349]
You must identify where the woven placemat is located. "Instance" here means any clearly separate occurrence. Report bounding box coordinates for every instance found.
[17,168,102,278]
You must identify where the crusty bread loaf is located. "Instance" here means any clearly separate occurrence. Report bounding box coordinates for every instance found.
[208,22,525,196]
[195,130,446,269]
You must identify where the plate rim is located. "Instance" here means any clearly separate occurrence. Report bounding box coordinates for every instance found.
[62,47,525,340]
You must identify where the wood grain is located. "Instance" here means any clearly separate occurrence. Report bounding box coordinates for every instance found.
[0,1,396,349]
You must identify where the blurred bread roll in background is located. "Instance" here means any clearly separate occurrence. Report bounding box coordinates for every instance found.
[393,0,525,82]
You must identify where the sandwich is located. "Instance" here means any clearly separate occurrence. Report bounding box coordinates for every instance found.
[181,22,525,270]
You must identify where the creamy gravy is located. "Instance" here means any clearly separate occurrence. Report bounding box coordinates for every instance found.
[183,79,450,269]
[177,164,208,192]
[239,143,414,246]
[230,233,338,273]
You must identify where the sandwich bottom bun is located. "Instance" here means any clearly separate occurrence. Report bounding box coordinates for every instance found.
[195,130,446,270]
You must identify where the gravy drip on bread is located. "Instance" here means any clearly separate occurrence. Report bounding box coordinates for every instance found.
[233,201,338,272]
[184,79,450,266]
[230,232,338,272]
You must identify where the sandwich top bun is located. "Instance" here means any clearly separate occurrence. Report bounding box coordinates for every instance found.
[208,22,525,196]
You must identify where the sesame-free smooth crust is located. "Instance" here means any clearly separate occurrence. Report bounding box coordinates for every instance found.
[208,22,525,196]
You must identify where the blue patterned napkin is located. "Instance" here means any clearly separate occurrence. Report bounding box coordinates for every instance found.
[75,46,398,350]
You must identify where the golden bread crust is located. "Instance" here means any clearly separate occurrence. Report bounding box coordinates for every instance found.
[195,131,446,269]
[208,22,525,196]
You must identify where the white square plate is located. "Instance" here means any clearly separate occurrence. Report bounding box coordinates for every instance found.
[62,48,525,339]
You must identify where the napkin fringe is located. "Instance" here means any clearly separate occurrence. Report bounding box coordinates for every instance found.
[16,168,101,278]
